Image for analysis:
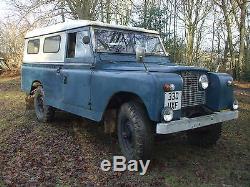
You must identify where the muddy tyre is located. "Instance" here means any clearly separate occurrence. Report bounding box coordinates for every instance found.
[187,123,222,147]
[117,101,154,161]
[34,86,55,122]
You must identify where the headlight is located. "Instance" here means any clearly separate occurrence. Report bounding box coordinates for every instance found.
[162,107,173,122]
[199,74,209,89]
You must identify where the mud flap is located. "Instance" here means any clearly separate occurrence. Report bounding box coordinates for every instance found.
[104,109,117,135]
[25,94,34,110]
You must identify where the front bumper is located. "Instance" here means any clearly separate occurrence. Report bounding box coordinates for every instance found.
[156,110,238,134]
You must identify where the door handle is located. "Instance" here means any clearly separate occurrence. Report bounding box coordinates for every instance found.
[56,66,62,74]
[63,76,67,84]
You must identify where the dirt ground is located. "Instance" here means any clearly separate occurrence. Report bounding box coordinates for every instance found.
[0,76,249,186]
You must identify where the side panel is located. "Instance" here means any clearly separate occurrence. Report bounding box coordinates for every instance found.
[206,72,234,111]
[90,70,183,122]
[21,63,64,102]
[61,64,92,109]
[21,63,99,120]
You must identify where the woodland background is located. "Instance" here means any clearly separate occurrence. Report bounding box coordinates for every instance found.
[0,0,249,80]
[0,1,249,185]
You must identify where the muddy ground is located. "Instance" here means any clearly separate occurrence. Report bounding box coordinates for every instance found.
[0,76,249,186]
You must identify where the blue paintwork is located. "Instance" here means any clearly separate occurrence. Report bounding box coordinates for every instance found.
[21,29,235,123]
[206,73,234,111]
[22,64,64,103]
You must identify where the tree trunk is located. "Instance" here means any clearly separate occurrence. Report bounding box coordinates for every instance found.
[106,0,111,23]
[221,1,236,77]
[186,24,195,65]
[238,0,247,79]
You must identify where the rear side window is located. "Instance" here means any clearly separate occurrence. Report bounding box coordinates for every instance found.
[43,35,61,53]
[27,39,40,54]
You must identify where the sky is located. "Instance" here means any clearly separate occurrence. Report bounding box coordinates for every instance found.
[0,1,11,21]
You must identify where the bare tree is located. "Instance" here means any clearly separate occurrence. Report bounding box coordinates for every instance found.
[214,0,248,78]
[0,20,30,69]
[231,0,247,78]
[1,0,247,79]
[177,0,212,64]
[214,0,236,76]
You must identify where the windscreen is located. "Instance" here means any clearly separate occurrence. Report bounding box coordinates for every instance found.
[94,29,166,56]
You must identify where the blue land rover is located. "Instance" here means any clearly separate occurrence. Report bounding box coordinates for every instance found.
[21,20,238,160]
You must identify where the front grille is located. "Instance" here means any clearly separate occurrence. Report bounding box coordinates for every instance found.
[181,71,206,107]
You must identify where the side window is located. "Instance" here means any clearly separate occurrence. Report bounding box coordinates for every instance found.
[27,39,40,54]
[43,35,61,53]
[66,33,77,58]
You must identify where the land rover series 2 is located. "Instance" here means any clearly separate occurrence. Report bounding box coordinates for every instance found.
[21,20,238,160]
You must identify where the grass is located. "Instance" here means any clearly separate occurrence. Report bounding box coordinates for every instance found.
[0,76,249,186]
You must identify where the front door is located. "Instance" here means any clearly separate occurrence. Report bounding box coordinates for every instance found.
[61,28,94,111]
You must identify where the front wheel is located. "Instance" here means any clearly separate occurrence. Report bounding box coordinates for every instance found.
[34,86,55,122]
[187,123,222,147]
[117,101,154,161]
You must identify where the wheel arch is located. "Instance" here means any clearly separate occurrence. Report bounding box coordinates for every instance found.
[30,80,42,94]
[102,91,149,120]
[101,91,152,135]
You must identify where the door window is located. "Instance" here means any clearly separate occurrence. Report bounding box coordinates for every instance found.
[66,31,92,60]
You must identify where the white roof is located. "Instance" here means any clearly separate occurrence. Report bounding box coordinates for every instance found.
[25,20,159,38]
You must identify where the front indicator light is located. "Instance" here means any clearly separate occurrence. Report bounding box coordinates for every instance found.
[227,80,233,86]
[163,83,175,92]
[162,107,174,122]
[232,99,239,110]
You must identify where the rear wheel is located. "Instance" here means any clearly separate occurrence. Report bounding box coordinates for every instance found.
[117,101,154,161]
[187,123,222,147]
[34,86,55,122]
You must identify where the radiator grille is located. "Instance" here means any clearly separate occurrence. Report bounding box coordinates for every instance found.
[181,72,206,107]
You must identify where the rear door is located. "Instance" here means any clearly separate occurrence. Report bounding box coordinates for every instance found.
[61,28,94,110]
[38,34,65,105]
